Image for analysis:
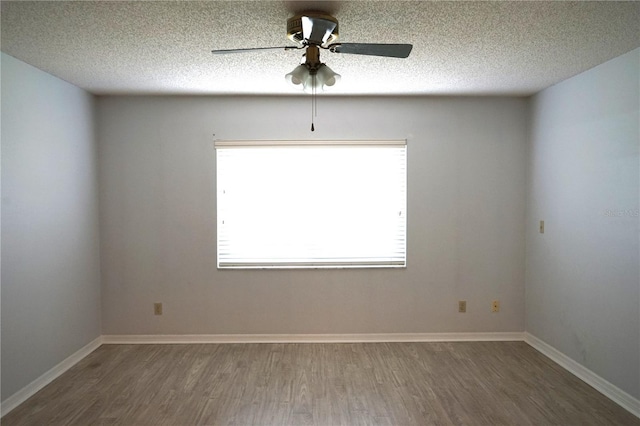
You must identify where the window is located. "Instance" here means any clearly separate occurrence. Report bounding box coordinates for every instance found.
[215,140,406,269]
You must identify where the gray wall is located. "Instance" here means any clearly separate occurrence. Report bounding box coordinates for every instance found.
[526,48,640,398]
[97,95,528,335]
[1,53,102,400]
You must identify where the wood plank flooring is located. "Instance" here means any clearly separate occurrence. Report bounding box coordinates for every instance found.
[2,342,638,425]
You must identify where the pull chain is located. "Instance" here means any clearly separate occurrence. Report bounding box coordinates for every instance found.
[310,73,316,132]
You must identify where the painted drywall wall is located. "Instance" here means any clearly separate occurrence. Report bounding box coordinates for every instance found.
[97,95,527,335]
[1,53,102,400]
[526,48,640,398]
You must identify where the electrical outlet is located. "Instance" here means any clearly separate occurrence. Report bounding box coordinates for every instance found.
[154,302,163,315]
[491,300,500,313]
[458,300,467,313]
[540,220,545,234]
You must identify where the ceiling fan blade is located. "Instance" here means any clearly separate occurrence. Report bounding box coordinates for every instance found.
[212,46,301,54]
[329,43,413,58]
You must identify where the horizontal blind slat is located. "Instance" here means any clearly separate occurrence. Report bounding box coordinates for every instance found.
[215,139,406,148]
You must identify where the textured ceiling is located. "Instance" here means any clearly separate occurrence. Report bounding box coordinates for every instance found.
[1,1,639,96]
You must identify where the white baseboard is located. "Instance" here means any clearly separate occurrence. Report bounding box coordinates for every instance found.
[101,332,524,344]
[1,336,103,417]
[524,332,640,419]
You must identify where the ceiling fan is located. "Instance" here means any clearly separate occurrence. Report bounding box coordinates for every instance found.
[211,12,413,92]
[212,12,412,130]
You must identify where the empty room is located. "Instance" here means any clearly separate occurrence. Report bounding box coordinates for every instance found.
[1,1,639,425]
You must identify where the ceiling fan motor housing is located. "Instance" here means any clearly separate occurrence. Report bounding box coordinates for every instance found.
[287,13,339,47]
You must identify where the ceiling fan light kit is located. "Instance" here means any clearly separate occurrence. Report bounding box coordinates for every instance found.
[285,63,341,93]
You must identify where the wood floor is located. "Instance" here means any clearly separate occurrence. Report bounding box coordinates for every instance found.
[2,342,638,425]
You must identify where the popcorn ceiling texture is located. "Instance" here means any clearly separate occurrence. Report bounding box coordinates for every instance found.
[1,1,638,96]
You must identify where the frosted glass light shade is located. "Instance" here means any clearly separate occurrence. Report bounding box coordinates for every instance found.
[285,64,308,86]
[316,64,341,90]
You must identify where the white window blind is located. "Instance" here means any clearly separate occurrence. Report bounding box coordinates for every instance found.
[215,140,407,269]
